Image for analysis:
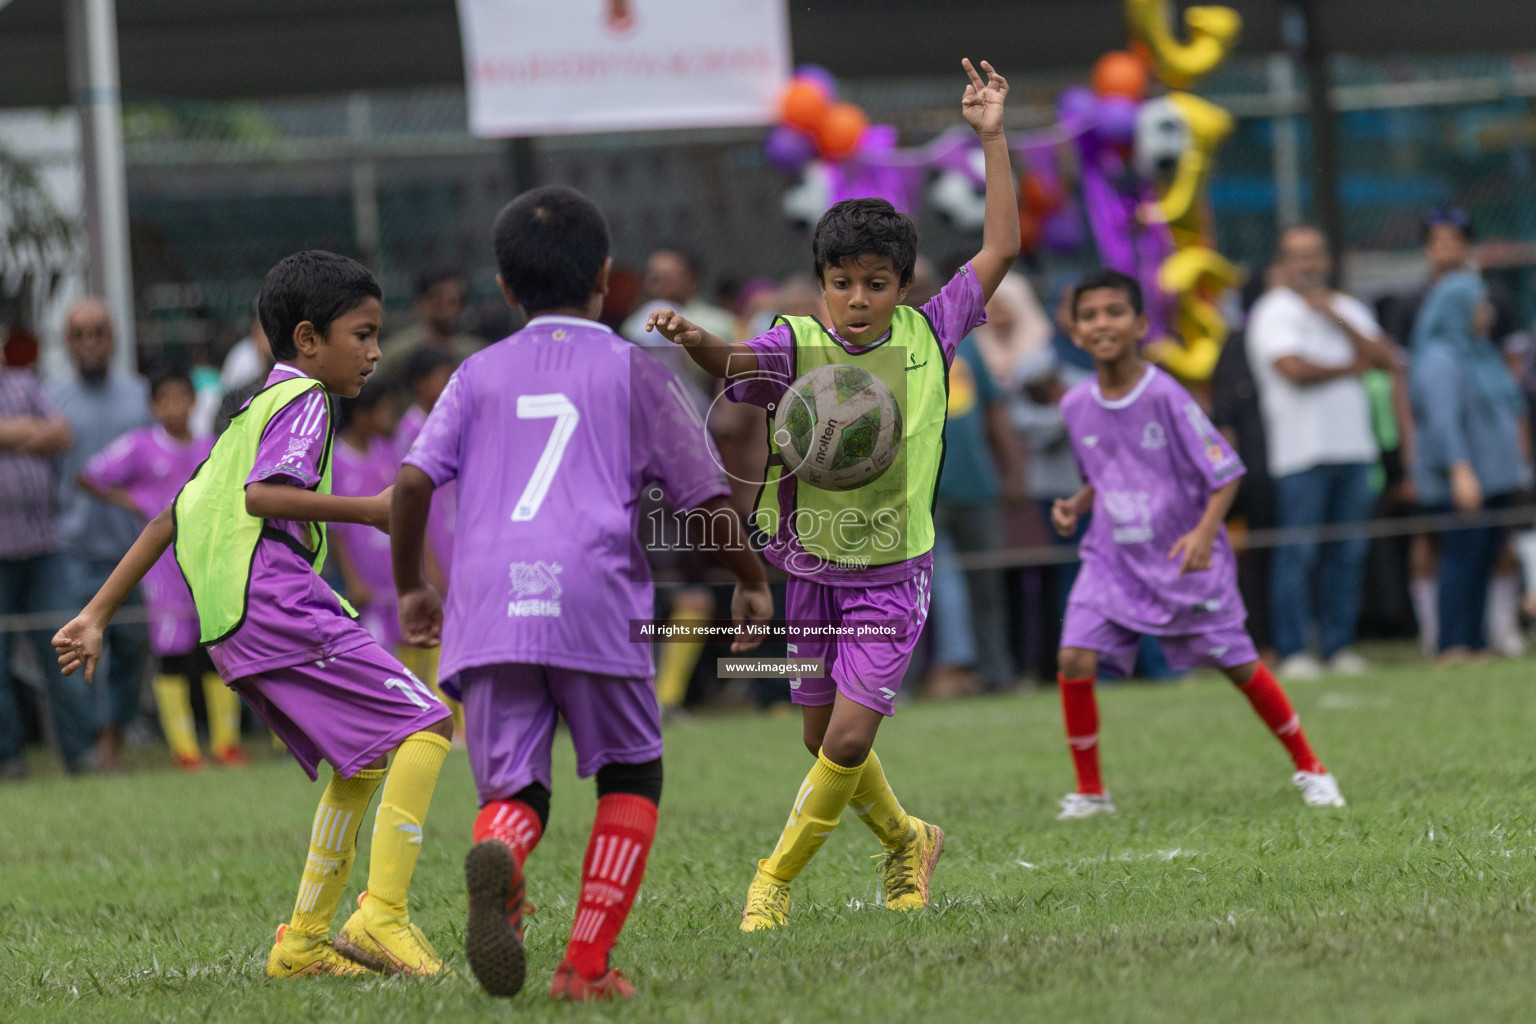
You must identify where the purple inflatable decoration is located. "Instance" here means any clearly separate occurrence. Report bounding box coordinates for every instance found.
[764,126,816,172]
[1041,207,1087,253]
[829,124,925,214]
[793,64,839,100]
[1057,85,1098,128]
[1093,96,1140,147]
[1076,127,1173,344]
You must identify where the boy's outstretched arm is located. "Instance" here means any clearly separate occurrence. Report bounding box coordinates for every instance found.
[960,58,1022,302]
[53,506,174,682]
[391,465,441,647]
[646,309,760,380]
[1169,477,1241,575]
[245,481,391,531]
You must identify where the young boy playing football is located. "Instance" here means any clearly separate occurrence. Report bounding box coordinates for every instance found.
[392,186,772,1000]
[78,369,246,770]
[646,58,1021,929]
[54,251,456,978]
[1051,268,1346,818]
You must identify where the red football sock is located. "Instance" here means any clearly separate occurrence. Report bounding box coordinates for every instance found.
[1058,674,1104,796]
[565,794,658,981]
[473,799,544,869]
[1237,663,1324,774]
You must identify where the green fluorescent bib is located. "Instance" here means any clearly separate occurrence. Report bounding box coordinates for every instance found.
[173,376,352,645]
[754,309,948,568]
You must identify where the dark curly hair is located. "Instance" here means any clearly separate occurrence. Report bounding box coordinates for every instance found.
[258,250,381,361]
[811,198,918,286]
[1070,267,1144,319]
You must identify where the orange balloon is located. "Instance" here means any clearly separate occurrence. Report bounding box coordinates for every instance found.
[815,102,869,160]
[781,80,830,133]
[1092,50,1148,100]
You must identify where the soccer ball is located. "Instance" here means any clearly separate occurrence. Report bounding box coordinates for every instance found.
[773,364,902,491]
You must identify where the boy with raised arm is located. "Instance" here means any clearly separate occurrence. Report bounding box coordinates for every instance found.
[54,251,455,978]
[646,59,1020,930]
[1050,268,1345,819]
[393,186,772,1000]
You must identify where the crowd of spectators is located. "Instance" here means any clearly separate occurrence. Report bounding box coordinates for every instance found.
[3,209,1533,772]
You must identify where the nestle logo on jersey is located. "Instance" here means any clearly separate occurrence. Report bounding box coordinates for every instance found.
[508,560,564,618]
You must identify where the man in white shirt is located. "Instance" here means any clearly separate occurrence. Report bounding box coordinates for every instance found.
[1247,226,1398,679]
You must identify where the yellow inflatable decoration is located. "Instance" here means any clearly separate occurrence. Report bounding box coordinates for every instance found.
[1125,0,1242,89]
[1123,0,1242,383]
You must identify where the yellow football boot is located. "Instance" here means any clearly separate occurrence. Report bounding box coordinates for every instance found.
[879,817,944,912]
[739,868,791,932]
[264,924,373,978]
[334,892,451,977]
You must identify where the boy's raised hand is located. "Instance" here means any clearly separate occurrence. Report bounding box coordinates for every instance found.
[961,58,1008,138]
[52,616,103,683]
[645,307,706,348]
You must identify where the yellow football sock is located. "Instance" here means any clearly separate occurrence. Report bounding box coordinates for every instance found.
[654,608,709,708]
[397,645,464,737]
[202,673,242,756]
[289,768,385,938]
[759,750,863,885]
[367,731,451,914]
[849,749,914,849]
[151,674,201,760]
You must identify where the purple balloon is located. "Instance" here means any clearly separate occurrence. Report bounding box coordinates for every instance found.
[794,64,839,100]
[1057,85,1098,127]
[764,126,815,172]
[1093,96,1140,147]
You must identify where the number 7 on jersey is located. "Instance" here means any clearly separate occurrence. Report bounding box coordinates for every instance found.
[512,392,579,522]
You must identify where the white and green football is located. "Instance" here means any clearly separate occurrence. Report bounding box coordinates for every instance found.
[772,364,902,491]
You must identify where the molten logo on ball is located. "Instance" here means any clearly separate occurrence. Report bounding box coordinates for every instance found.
[773,364,902,491]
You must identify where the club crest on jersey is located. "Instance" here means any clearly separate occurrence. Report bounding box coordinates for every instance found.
[1140,422,1167,450]
[508,560,564,618]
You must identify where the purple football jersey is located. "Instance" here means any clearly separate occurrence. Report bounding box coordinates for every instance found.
[206,364,376,680]
[82,426,213,656]
[403,314,730,680]
[395,405,456,584]
[331,435,402,650]
[724,264,987,585]
[1061,364,1247,634]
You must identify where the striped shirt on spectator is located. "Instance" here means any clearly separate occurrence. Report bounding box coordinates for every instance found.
[0,368,61,559]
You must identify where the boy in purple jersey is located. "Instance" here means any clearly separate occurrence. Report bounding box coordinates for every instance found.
[79,369,246,770]
[646,59,1021,931]
[331,382,403,651]
[1051,268,1345,819]
[393,186,772,1001]
[55,252,457,980]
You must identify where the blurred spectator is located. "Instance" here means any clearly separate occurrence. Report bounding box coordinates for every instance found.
[1210,270,1277,656]
[1247,226,1397,680]
[49,298,153,770]
[928,293,1027,695]
[903,255,939,307]
[375,264,485,386]
[1409,271,1531,662]
[191,305,271,437]
[0,363,92,777]
[622,246,735,412]
[1385,209,1523,351]
[622,245,739,345]
[1014,347,1090,627]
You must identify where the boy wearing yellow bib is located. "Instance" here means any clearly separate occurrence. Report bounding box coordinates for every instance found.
[54,252,454,978]
[646,59,1021,929]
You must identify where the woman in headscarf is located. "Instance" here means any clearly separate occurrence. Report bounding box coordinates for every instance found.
[971,271,1052,390]
[1410,270,1531,662]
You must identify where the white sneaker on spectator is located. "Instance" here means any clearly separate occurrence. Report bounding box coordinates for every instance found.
[1056,792,1116,820]
[1293,770,1346,807]
[1276,654,1323,680]
[1326,649,1369,676]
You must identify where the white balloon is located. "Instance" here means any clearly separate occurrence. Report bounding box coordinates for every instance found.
[782,162,833,228]
[928,170,987,232]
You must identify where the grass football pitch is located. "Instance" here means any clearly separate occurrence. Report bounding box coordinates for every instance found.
[6,656,1536,1023]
